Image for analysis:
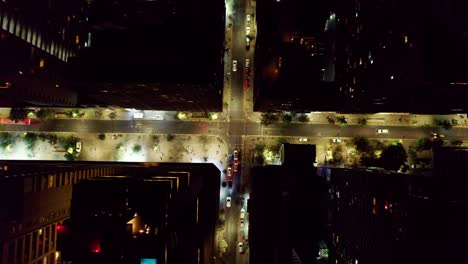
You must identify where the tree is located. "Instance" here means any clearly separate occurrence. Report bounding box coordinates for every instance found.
[336,116,347,125]
[358,118,367,126]
[435,119,452,130]
[270,137,287,152]
[379,143,407,171]
[36,109,54,121]
[450,139,463,147]
[297,113,309,122]
[9,107,27,122]
[166,134,175,141]
[261,112,278,126]
[133,144,142,152]
[353,136,372,153]
[414,137,432,151]
[24,132,38,150]
[332,145,344,165]
[95,109,103,119]
[108,112,117,120]
[98,133,106,140]
[281,113,292,124]
[64,153,75,161]
[0,133,15,149]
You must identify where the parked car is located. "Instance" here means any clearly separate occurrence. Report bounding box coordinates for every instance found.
[232,60,237,72]
[76,141,82,153]
[299,138,308,142]
[377,129,389,134]
[245,58,250,68]
[226,196,232,208]
[239,242,244,254]
[227,154,233,165]
[233,162,239,175]
[240,208,246,223]
[246,27,251,35]
[244,67,250,76]
[227,167,233,186]
[332,138,342,143]
[234,149,240,161]
[244,79,250,89]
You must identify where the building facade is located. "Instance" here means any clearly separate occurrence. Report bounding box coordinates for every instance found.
[0,162,123,264]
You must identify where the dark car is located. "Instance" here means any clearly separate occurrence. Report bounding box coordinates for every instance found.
[244,67,250,76]
[227,166,233,186]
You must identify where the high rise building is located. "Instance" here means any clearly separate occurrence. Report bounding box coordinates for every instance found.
[69,0,225,111]
[65,163,220,263]
[250,144,328,264]
[0,161,121,264]
[0,160,220,264]
[320,164,468,264]
[0,0,87,107]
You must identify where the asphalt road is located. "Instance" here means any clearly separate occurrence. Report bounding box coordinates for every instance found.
[4,119,465,142]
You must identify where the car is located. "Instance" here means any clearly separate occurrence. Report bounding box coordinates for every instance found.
[234,149,239,161]
[244,79,250,89]
[245,58,250,68]
[226,196,232,208]
[239,242,244,254]
[240,208,246,223]
[299,138,308,142]
[133,111,144,119]
[246,14,251,23]
[377,129,389,134]
[227,167,233,186]
[246,37,250,50]
[227,154,233,165]
[332,138,342,143]
[246,27,251,35]
[232,60,237,72]
[76,141,82,153]
[244,67,250,76]
[233,162,239,174]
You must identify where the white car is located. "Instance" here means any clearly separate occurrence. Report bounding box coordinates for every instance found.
[232,60,237,72]
[332,138,342,143]
[377,129,389,134]
[76,141,82,153]
[246,15,251,23]
[226,196,232,208]
[133,111,144,119]
[246,27,251,35]
[245,59,250,68]
[239,242,244,254]
[299,138,308,142]
[240,208,245,223]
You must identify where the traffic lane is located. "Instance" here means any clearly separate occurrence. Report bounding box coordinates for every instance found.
[225,200,240,263]
[252,123,446,139]
[27,119,211,134]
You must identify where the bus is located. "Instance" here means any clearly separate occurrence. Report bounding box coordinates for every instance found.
[0,118,31,125]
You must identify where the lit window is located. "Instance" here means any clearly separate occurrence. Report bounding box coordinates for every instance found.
[404,35,408,44]
[75,35,79,45]
[390,75,394,80]
[39,59,45,68]
[48,175,54,189]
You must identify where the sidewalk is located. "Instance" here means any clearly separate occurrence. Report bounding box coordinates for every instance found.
[243,111,468,128]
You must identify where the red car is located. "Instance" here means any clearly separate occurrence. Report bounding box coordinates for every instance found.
[244,79,250,89]
[233,162,240,176]
[244,67,250,76]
